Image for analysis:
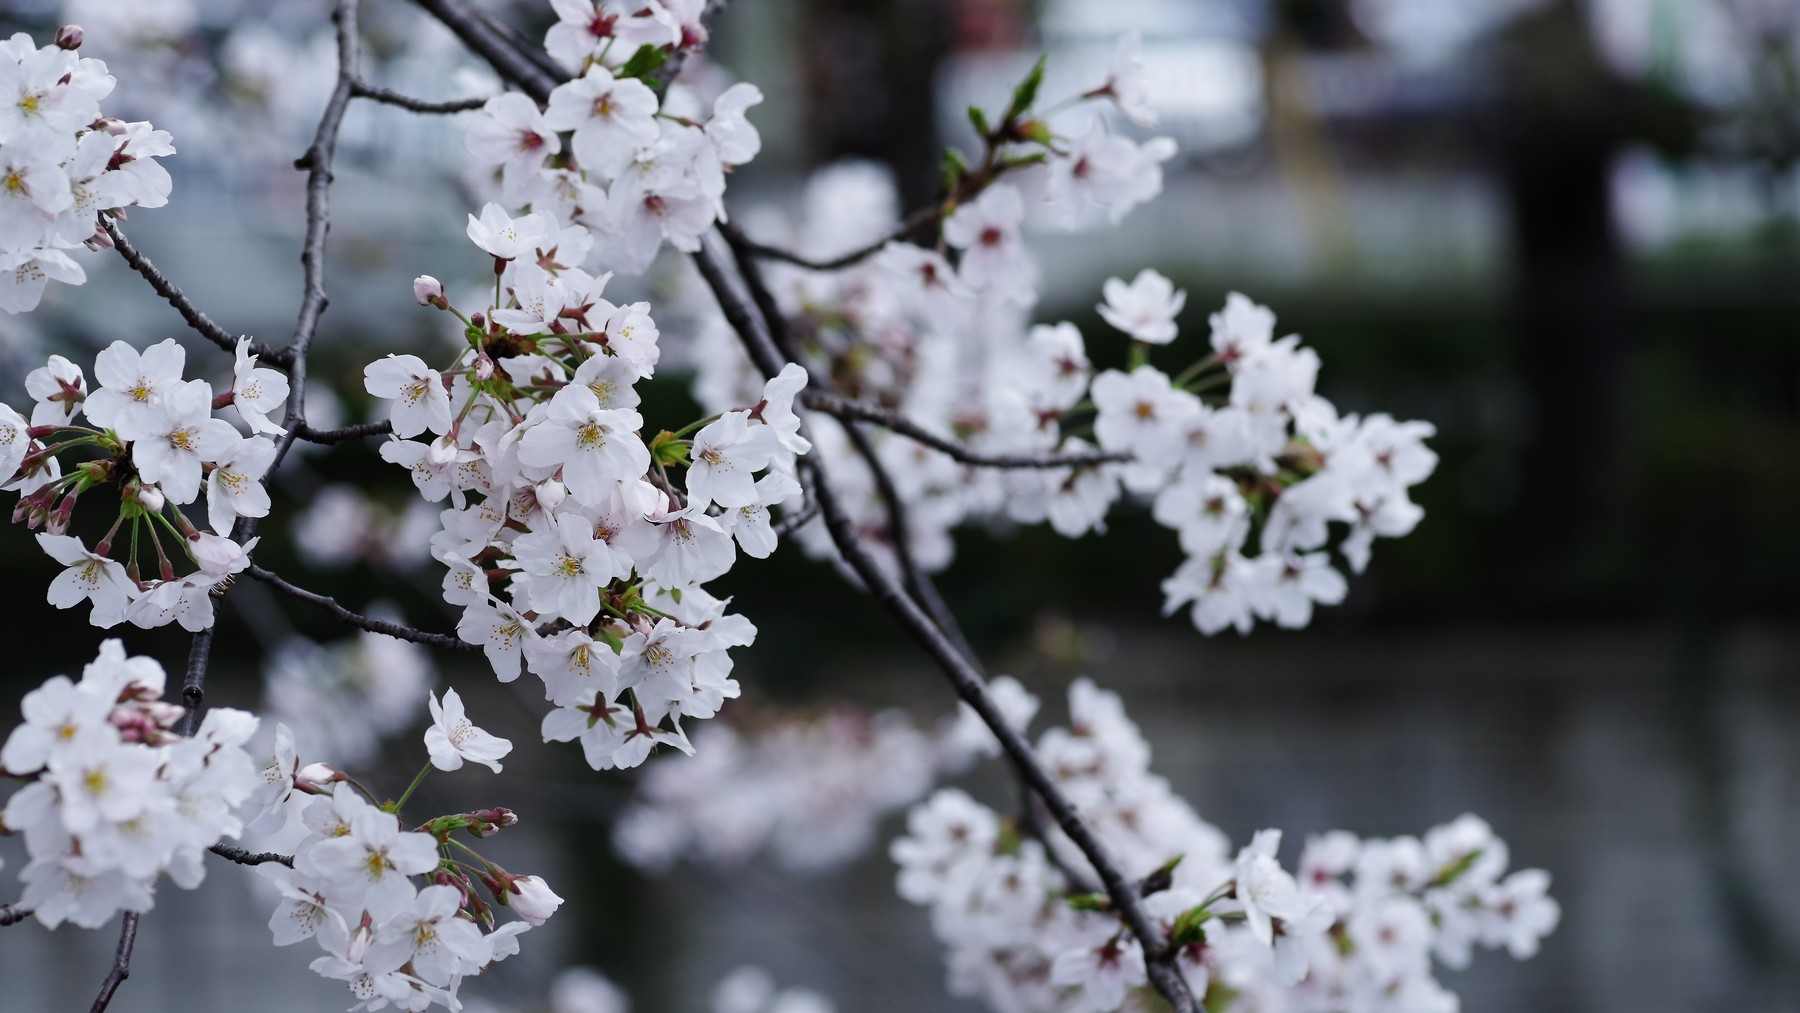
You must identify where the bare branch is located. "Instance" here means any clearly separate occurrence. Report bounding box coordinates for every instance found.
[772,499,818,538]
[802,390,1131,469]
[98,217,267,361]
[172,626,216,739]
[209,843,295,868]
[87,912,139,1013]
[720,207,942,273]
[472,8,569,87]
[295,419,393,444]
[349,79,485,113]
[410,0,558,103]
[275,0,361,475]
[0,904,29,927]
[245,564,478,653]
[697,238,1198,1013]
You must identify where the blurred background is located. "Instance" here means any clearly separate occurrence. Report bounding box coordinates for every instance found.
[0,0,1798,1010]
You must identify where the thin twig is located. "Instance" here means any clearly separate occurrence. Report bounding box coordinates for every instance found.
[721,208,942,273]
[772,499,818,538]
[98,217,269,361]
[87,912,139,1013]
[840,419,978,662]
[295,419,393,444]
[802,390,1131,469]
[411,0,558,103]
[245,564,478,653]
[0,904,29,927]
[275,0,361,475]
[209,843,295,868]
[349,79,485,113]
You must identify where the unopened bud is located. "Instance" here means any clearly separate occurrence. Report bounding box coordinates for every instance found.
[55,25,83,50]
[425,434,461,467]
[535,478,566,512]
[297,762,340,789]
[135,483,165,513]
[413,275,445,308]
[474,352,495,381]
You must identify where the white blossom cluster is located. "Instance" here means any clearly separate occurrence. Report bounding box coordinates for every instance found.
[0,28,174,312]
[891,679,1559,1013]
[3,336,286,631]
[368,212,808,774]
[246,709,556,1012]
[0,641,261,929]
[463,20,762,276]
[686,40,1434,636]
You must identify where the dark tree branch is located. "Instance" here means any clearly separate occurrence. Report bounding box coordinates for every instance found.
[410,0,557,103]
[721,206,943,272]
[349,79,485,113]
[295,419,393,444]
[802,390,1131,469]
[0,904,29,927]
[245,564,478,653]
[87,912,139,1013]
[840,420,977,663]
[98,217,270,362]
[772,499,818,538]
[472,8,569,87]
[693,244,1196,1013]
[209,843,295,868]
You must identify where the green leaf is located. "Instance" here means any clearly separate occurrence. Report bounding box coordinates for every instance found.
[617,44,670,80]
[1170,902,1212,946]
[967,104,991,138]
[1005,54,1048,121]
[941,147,970,190]
[1066,892,1111,912]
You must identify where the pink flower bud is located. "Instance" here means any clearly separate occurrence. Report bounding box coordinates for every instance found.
[136,483,165,513]
[508,876,563,925]
[55,25,83,50]
[413,275,445,308]
[474,352,495,381]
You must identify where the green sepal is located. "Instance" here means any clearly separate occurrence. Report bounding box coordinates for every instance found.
[1067,892,1111,912]
[616,44,670,80]
[967,104,991,138]
[1004,54,1048,122]
[941,147,970,191]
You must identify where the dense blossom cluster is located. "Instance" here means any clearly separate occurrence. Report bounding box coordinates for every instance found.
[373,242,803,776]
[0,641,260,929]
[889,679,1559,1012]
[683,40,1435,636]
[2,336,284,631]
[0,5,1557,1013]
[246,707,556,1011]
[462,22,762,275]
[0,29,173,312]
